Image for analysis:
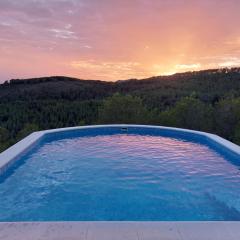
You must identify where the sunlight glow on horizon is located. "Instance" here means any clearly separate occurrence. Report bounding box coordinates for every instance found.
[0,0,240,82]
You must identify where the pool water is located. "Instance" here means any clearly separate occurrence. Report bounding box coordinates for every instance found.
[0,131,240,221]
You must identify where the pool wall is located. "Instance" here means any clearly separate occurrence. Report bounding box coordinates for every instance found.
[0,124,240,176]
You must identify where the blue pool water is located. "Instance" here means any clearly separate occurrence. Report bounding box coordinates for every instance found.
[0,127,240,221]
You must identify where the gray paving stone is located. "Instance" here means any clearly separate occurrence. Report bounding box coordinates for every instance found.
[0,222,240,240]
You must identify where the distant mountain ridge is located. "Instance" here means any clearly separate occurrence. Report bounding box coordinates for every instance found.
[1,68,240,108]
[3,67,240,85]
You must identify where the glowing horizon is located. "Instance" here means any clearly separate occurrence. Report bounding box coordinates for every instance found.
[0,0,240,82]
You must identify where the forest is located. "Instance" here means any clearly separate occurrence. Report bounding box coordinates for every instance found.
[1,67,240,152]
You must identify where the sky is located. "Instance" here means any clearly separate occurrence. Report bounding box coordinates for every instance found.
[0,0,240,82]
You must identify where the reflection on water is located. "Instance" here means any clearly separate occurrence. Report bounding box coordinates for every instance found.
[0,134,240,221]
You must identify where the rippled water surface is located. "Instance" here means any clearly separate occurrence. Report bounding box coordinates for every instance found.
[0,133,240,221]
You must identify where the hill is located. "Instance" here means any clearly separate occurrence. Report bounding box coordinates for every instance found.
[0,76,113,102]
[1,67,240,152]
[1,68,240,108]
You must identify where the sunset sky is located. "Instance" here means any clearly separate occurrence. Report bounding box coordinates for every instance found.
[0,0,240,82]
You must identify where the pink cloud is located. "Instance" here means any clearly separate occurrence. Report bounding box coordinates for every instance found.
[0,0,240,81]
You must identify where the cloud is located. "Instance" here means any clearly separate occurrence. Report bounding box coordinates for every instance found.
[48,28,78,39]
[82,45,92,49]
[175,64,201,70]
[1,0,240,81]
[0,21,13,27]
[218,57,240,67]
[70,60,144,80]
[70,60,140,71]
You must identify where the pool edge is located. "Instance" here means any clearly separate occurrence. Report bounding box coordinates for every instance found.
[0,124,240,175]
[0,221,240,240]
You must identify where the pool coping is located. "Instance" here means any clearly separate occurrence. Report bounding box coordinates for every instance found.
[0,221,240,240]
[1,124,240,173]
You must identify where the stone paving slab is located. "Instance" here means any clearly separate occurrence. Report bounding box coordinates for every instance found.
[0,222,239,240]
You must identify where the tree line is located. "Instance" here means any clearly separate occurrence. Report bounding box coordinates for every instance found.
[1,68,240,152]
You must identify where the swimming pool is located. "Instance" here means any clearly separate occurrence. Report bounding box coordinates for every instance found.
[0,125,240,221]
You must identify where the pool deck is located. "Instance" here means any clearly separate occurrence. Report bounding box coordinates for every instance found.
[0,222,240,240]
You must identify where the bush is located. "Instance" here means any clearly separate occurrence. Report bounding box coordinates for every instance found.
[0,127,10,152]
[214,98,240,140]
[98,93,153,124]
[158,97,214,132]
[233,122,240,145]
[16,123,40,141]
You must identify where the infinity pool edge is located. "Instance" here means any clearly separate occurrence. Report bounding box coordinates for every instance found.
[1,124,240,176]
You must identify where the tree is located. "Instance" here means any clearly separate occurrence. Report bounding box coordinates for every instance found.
[16,123,40,141]
[158,97,214,132]
[215,98,240,140]
[233,122,240,145]
[0,127,10,152]
[98,93,152,124]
